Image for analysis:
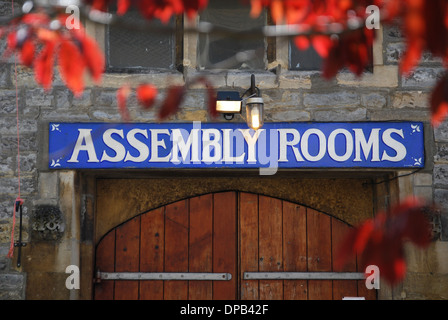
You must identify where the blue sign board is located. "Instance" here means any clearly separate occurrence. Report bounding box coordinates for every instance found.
[48,122,425,170]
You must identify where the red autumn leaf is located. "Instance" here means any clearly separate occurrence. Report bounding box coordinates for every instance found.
[117,85,131,122]
[20,39,35,67]
[335,197,432,285]
[34,41,56,90]
[294,36,310,51]
[311,35,333,59]
[158,85,185,120]
[183,0,209,19]
[21,12,51,26]
[78,34,105,84]
[58,40,86,96]
[137,84,158,109]
[207,85,217,118]
[430,73,448,127]
[270,0,285,24]
[249,0,264,18]
[84,0,112,11]
[7,31,17,50]
[189,76,217,118]
[137,0,180,23]
[117,0,131,15]
[400,40,423,75]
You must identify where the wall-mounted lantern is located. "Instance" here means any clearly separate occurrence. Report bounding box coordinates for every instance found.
[216,74,264,130]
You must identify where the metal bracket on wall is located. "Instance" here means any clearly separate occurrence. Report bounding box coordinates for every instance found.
[14,200,26,268]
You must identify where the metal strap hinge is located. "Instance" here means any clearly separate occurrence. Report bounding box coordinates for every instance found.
[243,272,365,280]
[95,270,232,283]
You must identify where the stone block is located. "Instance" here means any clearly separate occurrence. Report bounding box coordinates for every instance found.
[54,90,72,109]
[266,109,310,121]
[19,153,37,175]
[413,186,433,201]
[434,189,448,210]
[384,24,404,41]
[434,164,448,186]
[434,121,448,142]
[336,65,399,88]
[39,172,58,199]
[278,71,313,89]
[386,42,442,64]
[40,110,91,121]
[90,110,123,121]
[435,143,448,163]
[97,72,184,89]
[304,91,360,108]
[414,173,433,186]
[25,88,53,108]
[0,274,24,291]
[368,109,430,121]
[0,155,14,177]
[0,90,21,114]
[0,134,37,153]
[0,64,11,88]
[401,67,445,89]
[392,91,429,109]
[72,89,92,108]
[0,177,36,195]
[361,92,387,109]
[312,108,367,122]
[94,90,118,108]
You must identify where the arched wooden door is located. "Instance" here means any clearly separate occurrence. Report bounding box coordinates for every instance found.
[94,192,376,300]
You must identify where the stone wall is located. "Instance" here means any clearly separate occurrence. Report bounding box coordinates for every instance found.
[0,3,447,299]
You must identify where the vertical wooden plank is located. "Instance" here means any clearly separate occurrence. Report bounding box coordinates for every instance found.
[94,230,115,300]
[189,195,213,300]
[283,202,307,300]
[331,218,357,300]
[213,192,237,300]
[139,207,165,300]
[259,195,283,300]
[114,216,141,300]
[239,192,259,300]
[307,208,332,300]
[164,200,189,300]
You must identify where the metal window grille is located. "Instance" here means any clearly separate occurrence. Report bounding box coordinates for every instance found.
[106,8,177,72]
[197,0,267,70]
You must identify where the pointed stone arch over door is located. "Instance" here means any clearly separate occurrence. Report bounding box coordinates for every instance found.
[94,192,376,300]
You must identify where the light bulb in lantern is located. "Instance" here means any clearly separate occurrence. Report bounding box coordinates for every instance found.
[246,97,264,130]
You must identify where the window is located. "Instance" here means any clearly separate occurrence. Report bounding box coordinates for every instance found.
[197,0,267,70]
[106,7,182,72]
[289,42,323,71]
[102,2,338,73]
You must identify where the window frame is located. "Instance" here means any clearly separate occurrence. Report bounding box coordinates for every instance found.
[83,11,388,89]
[104,13,184,74]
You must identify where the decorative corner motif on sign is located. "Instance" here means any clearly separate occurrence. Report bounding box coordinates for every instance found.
[410,124,421,134]
[51,124,61,132]
[412,157,422,166]
[50,158,62,168]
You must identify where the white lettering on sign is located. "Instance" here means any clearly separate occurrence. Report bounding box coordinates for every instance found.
[149,129,171,162]
[353,128,380,162]
[125,129,150,162]
[67,129,99,163]
[62,123,418,169]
